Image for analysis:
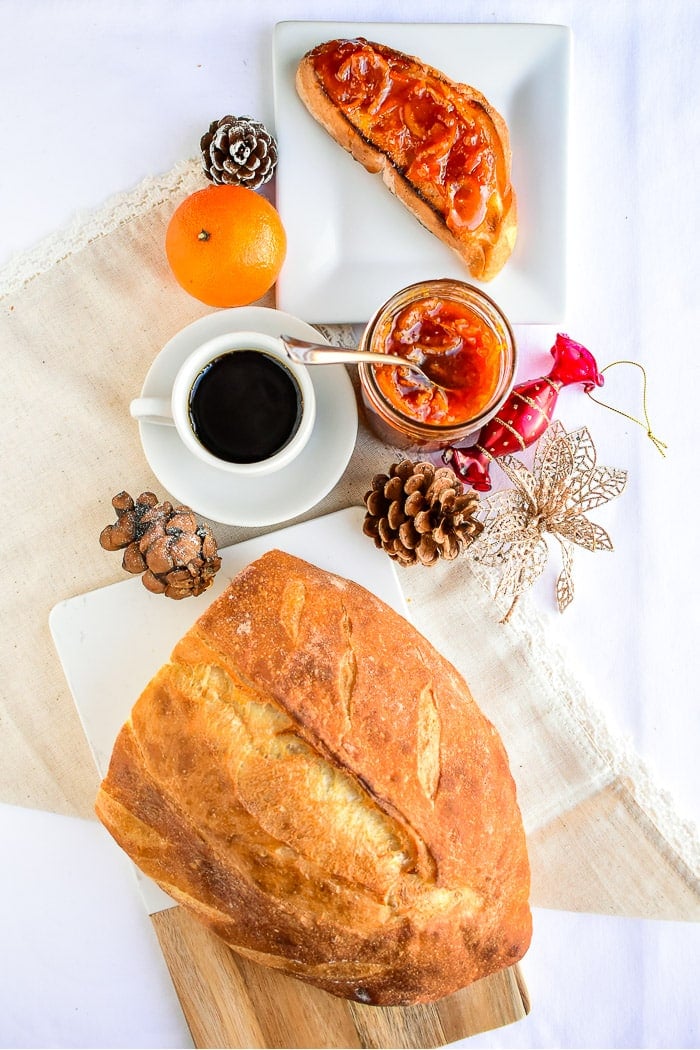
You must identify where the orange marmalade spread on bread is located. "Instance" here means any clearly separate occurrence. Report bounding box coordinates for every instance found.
[309,38,510,236]
[372,295,503,426]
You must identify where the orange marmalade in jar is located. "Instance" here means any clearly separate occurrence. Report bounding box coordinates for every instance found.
[358,279,517,451]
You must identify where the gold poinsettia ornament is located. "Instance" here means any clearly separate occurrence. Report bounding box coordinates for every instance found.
[467,421,628,620]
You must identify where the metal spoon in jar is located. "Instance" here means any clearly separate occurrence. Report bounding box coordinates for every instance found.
[279,334,458,392]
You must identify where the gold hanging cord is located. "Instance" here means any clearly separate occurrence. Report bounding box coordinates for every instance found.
[586,360,667,457]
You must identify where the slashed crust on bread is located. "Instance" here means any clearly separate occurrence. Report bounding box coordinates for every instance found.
[296,38,517,280]
[95,550,531,1005]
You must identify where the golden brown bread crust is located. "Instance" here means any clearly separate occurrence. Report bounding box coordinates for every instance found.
[296,38,517,281]
[95,550,531,1005]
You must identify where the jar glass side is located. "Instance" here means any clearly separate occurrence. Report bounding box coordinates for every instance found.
[358,279,517,451]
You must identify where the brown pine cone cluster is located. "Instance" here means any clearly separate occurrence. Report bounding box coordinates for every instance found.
[99,491,222,599]
[363,460,483,567]
[200,115,278,189]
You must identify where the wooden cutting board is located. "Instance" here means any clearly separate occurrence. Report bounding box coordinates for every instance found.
[152,906,529,1049]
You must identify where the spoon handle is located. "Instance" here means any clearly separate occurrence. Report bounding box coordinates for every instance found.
[280,335,413,370]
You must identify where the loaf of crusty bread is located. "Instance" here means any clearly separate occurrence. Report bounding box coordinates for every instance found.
[95,550,531,1005]
[296,38,517,281]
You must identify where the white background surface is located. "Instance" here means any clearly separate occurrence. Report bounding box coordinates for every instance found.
[1,1,698,1048]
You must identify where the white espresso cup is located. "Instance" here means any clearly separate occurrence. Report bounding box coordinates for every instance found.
[130,331,316,475]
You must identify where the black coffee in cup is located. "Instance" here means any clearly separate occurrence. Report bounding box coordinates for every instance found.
[188,350,303,464]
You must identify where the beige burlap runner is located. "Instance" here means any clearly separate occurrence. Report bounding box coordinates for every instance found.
[1,160,697,920]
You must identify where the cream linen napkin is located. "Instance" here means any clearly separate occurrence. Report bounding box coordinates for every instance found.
[1,160,697,920]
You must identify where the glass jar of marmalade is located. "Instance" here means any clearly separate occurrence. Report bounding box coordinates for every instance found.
[358,279,517,451]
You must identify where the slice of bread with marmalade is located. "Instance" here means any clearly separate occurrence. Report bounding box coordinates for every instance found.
[296,38,517,281]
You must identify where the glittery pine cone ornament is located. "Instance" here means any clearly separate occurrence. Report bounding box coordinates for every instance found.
[200,115,278,189]
[99,491,222,599]
[363,461,483,566]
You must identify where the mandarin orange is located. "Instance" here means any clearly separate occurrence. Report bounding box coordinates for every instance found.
[165,184,286,307]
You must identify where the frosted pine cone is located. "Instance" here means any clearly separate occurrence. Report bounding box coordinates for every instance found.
[100,491,222,599]
[200,115,278,189]
[363,461,483,566]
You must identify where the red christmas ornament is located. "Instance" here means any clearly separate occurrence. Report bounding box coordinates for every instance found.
[443,334,604,492]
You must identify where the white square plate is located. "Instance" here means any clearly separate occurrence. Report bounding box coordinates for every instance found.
[273,21,571,325]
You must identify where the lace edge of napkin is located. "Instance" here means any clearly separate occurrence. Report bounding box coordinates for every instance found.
[0,156,203,298]
[469,561,700,881]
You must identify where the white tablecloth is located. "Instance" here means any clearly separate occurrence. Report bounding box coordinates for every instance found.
[1,1,698,1047]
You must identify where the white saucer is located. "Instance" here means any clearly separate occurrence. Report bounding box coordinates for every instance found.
[135,307,358,526]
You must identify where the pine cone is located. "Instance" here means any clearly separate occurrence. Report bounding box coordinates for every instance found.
[100,491,222,599]
[200,115,278,189]
[363,461,483,567]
